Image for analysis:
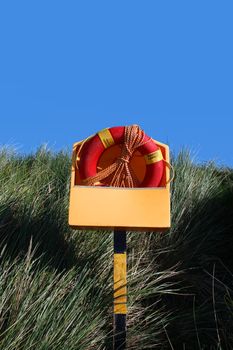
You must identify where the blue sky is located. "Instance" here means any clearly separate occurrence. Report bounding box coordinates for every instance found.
[0,1,232,166]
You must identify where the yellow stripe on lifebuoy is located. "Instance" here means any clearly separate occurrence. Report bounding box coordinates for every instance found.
[98,128,115,148]
[144,149,163,165]
[114,253,127,314]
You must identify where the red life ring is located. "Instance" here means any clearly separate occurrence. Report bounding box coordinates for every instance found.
[78,126,164,187]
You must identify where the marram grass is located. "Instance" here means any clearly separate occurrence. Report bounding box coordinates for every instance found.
[0,147,233,349]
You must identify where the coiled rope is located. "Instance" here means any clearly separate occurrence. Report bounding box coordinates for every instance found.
[76,124,174,187]
[82,125,151,187]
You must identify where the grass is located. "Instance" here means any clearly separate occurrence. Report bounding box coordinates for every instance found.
[0,146,233,349]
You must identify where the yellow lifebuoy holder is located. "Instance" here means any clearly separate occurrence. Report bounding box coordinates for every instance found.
[69,124,171,231]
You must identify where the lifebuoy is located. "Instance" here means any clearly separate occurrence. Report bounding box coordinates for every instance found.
[78,126,164,187]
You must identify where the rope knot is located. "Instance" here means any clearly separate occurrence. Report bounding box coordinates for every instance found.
[118,156,130,164]
[118,146,132,164]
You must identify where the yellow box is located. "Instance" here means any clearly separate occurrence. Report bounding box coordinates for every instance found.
[69,140,171,232]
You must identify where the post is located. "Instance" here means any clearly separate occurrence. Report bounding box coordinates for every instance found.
[113,230,127,349]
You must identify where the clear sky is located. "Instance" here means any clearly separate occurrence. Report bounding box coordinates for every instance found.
[0,1,232,166]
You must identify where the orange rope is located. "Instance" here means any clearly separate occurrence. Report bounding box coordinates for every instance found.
[82,125,151,188]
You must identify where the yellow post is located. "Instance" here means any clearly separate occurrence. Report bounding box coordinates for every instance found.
[114,230,127,349]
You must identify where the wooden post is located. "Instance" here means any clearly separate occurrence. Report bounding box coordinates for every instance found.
[113,230,127,349]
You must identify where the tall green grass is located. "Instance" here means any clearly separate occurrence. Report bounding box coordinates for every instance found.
[0,147,232,349]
